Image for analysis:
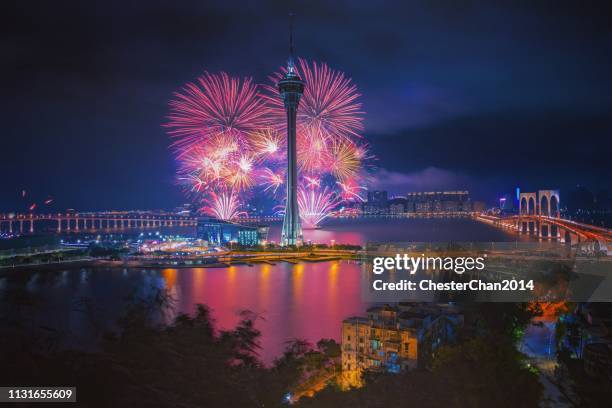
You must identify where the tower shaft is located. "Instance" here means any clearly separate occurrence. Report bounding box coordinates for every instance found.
[280,84,303,246]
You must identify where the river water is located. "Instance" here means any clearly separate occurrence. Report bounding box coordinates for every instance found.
[1,217,525,363]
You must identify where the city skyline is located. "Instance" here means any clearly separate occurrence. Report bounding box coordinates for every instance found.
[2,1,612,212]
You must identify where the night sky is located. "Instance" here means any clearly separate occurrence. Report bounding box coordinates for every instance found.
[2,0,611,211]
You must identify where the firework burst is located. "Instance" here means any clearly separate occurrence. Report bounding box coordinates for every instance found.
[296,126,330,174]
[329,140,360,182]
[251,128,285,161]
[298,187,343,228]
[227,154,256,191]
[202,190,244,221]
[167,72,270,153]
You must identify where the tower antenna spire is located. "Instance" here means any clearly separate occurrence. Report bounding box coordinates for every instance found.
[289,12,294,57]
[288,12,295,73]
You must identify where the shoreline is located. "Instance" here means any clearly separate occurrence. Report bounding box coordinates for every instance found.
[0,254,358,276]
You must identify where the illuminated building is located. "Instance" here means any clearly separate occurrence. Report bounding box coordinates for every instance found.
[196,217,262,246]
[363,190,388,214]
[341,304,463,382]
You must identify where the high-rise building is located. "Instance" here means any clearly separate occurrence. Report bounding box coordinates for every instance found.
[367,190,388,207]
[363,190,389,213]
[280,18,305,246]
[388,197,407,214]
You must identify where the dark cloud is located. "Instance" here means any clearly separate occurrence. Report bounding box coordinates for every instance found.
[370,167,478,193]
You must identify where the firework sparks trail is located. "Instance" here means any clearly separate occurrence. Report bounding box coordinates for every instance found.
[262,168,284,194]
[19,190,56,213]
[296,126,330,174]
[178,142,222,188]
[303,175,320,189]
[298,187,343,228]
[226,154,256,191]
[202,190,245,221]
[329,140,360,182]
[337,180,366,202]
[251,128,285,160]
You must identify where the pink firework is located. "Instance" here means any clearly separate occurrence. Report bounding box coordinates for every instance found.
[167,72,270,153]
[202,190,244,221]
[177,130,258,196]
[261,168,284,194]
[264,59,364,141]
[298,187,343,228]
[178,142,223,191]
[337,180,366,202]
[303,175,321,189]
[296,126,330,174]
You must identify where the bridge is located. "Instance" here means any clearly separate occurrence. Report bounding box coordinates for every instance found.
[236,215,284,224]
[477,213,612,244]
[0,211,198,234]
[476,189,612,250]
